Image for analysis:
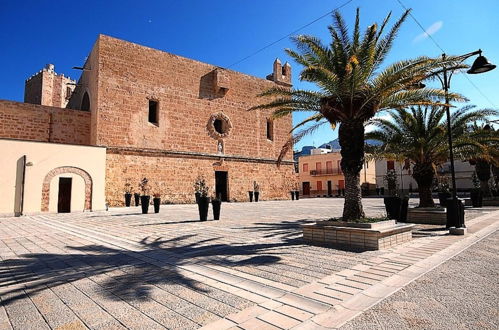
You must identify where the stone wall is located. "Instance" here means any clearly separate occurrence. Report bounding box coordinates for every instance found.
[94,35,293,161]
[105,150,297,206]
[0,100,91,145]
[24,64,76,108]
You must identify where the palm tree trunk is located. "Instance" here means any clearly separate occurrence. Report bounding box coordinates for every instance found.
[412,162,435,207]
[339,121,365,220]
[475,161,491,197]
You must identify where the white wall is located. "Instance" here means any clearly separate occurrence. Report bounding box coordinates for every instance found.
[0,139,106,216]
[375,159,475,191]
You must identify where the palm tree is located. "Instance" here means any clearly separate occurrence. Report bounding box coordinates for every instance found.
[366,105,498,207]
[251,8,464,220]
[468,124,499,197]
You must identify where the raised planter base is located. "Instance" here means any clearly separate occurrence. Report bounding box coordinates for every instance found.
[302,220,414,251]
[483,198,499,207]
[407,207,446,225]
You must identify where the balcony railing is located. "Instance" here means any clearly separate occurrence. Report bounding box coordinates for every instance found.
[309,168,343,176]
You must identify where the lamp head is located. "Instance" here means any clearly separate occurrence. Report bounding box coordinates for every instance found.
[467,54,496,74]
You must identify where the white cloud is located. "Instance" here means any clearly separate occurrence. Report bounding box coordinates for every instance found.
[413,21,443,43]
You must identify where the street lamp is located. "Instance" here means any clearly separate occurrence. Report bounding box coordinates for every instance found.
[436,49,495,232]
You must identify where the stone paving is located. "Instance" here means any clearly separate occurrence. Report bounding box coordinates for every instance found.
[0,198,497,329]
[340,230,499,330]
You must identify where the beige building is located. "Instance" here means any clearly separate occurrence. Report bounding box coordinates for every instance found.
[298,150,376,197]
[0,139,106,216]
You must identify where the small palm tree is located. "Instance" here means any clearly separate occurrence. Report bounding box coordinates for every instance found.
[468,124,499,197]
[251,8,464,220]
[366,105,498,207]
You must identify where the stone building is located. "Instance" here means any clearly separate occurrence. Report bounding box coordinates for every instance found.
[0,34,296,215]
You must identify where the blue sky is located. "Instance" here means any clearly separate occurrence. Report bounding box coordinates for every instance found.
[1,0,498,150]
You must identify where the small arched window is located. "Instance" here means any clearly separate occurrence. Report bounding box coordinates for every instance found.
[81,92,90,111]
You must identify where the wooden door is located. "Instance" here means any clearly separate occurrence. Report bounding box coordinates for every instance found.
[57,178,72,213]
[303,182,311,195]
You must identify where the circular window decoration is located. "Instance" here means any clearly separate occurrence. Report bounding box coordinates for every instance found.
[207,112,233,139]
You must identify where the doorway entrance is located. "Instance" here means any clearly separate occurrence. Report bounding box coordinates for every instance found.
[57,177,72,213]
[302,182,311,195]
[215,171,228,201]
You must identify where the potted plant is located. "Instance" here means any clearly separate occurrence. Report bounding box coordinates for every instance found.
[124,181,133,207]
[248,190,253,202]
[470,171,483,207]
[134,192,140,206]
[212,193,222,220]
[194,176,210,221]
[152,190,161,213]
[383,169,401,220]
[138,178,150,214]
[253,181,260,202]
[437,175,451,208]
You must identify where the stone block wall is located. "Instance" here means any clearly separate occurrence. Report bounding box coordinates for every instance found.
[0,100,91,145]
[94,35,293,161]
[105,150,297,206]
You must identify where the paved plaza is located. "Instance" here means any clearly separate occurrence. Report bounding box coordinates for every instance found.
[0,198,497,329]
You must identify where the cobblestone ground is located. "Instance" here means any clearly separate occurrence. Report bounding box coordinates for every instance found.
[341,230,499,330]
[0,198,496,329]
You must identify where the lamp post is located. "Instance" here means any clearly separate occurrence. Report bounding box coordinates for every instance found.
[436,50,495,231]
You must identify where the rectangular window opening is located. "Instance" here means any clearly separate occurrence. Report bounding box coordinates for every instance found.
[148,100,159,125]
[266,119,274,141]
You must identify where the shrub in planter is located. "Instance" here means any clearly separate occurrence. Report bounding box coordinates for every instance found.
[124,193,132,207]
[124,181,133,207]
[139,178,151,214]
[290,191,295,200]
[212,196,222,220]
[295,191,300,200]
[253,181,260,202]
[384,196,401,220]
[438,192,451,207]
[437,175,451,207]
[194,176,210,220]
[248,191,253,202]
[153,197,161,213]
[471,172,482,208]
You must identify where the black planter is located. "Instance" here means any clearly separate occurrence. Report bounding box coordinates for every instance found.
[446,197,465,228]
[470,190,483,208]
[254,191,259,202]
[134,193,140,206]
[438,192,451,207]
[153,197,161,213]
[295,191,300,200]
[376,188,380,196]
[124,193,132,207]
[248,191,253,202]
[212,199,221,220]
[290,191,295,200]
[195,192,201,204]
[140,196,150,214]
[399,196,409,223]
[380,187,385,195]
[198,196,210,221]
[384,196,401,220]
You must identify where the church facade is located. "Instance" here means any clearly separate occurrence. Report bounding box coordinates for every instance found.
[0,35,296,214]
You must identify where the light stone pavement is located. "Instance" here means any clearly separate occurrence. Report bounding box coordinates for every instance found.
[340,230,499,330]
[0,198,497,329]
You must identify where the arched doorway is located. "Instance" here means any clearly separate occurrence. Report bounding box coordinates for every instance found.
[41,166,92,212]
[81,92,90,111]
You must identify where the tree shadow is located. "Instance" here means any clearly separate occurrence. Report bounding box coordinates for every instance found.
[0,233,297,306]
